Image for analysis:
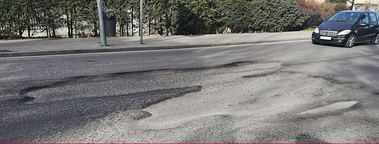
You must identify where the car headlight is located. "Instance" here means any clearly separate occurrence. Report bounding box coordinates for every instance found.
[337,30,351,35]
[314,28,319,33]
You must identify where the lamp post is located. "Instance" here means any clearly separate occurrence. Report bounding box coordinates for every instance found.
[97,0,107,46]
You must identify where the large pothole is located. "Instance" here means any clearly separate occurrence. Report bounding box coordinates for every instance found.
[7,60,375,143]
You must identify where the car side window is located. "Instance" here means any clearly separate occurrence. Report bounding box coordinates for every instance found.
[369,12,377,23]
[360,13,369,24]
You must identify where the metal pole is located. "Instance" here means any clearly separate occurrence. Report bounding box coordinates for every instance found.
[140,0,143,44]
[351,0,355,10]
[97,0,107,46]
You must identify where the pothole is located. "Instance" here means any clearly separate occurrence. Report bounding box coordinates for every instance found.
[0,50,14,52]
[0,96,36,106]
[298,101,358,117]
[18,61,275,102]
[18,96,35,104]
[124,110,152,120]
[242,69,280,78]
[308,75,353,85]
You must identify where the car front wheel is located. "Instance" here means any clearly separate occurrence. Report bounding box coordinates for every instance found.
[312,40,319,44]
[371,34,379,45]
[345,34,356,48]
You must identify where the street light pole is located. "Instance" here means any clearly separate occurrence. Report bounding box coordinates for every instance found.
[97,0,107,46]
[140,0,143,44]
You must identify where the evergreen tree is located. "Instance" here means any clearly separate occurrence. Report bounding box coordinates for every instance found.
[35,0,64,38]
[0,0,318,39]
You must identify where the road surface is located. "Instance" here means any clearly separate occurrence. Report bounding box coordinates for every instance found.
[0,40,378,143]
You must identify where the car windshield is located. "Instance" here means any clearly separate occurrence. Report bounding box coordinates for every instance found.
[329,12,361,22]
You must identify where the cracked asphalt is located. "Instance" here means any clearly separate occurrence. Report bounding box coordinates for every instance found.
[0,40,378,143]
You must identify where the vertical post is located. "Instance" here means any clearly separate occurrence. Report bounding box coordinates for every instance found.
[140,0,143,44]
[351,0,355,10]
[97,0,107,46]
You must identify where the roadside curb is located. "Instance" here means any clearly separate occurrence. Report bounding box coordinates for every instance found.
[0,38,309,58]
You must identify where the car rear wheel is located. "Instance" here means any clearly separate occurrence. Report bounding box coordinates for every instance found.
[371,34,379,45]
[345,34,356,48]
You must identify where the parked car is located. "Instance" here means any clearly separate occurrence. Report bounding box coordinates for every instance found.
[312,10,379,48]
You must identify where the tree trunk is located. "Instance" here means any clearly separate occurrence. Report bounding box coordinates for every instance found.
[159,14,163,35]
[74,20,78,38]
[26,0,32,38]
[68,19,72,38]
[126,21,129,36]
[27,26,31,38]
[165,10,170,35]
[131,7,134,36]
[93,21,98,36]
[18,29,23,38]
[66,9,71,38]
[46,27,49,38]
[73,8,78,38]
[70,9,74,38]
[169,8,173,35]
[68,22,72,38]
[51,21,56,37]
[52,28,56,37]
[121,25,124,37]
[120,22,124,37]
[70,19,74,38]
[148,18,151,35]
[147,0,151,35]
[154,18,157,34]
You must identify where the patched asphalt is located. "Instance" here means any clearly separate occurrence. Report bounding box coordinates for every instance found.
[0,41,378,142]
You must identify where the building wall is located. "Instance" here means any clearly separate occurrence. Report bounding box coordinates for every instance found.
[354,4,379,11]
[351,0,379,11]
[306,0,325,3]
[315,0,326,3]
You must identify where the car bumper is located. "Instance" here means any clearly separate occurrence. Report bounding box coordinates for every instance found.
[312,32,349,45]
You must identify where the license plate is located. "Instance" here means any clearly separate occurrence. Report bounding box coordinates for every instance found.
[320,36,332,40]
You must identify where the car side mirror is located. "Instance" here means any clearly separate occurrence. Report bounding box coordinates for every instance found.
[360,22,368,26]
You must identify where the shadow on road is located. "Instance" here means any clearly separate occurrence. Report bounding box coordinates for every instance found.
[295,133,328,143]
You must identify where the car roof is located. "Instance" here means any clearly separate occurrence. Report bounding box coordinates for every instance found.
[340,10,376,13]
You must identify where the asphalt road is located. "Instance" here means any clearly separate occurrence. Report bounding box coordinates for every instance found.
[0,40,378,143]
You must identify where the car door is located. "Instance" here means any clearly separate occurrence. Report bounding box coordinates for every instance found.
[356,13,370,42]
[368,12,378,38]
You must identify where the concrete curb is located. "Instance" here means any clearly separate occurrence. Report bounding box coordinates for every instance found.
[0,38,309,58]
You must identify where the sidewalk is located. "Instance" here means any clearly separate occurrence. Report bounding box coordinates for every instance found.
[0,31,312,57]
